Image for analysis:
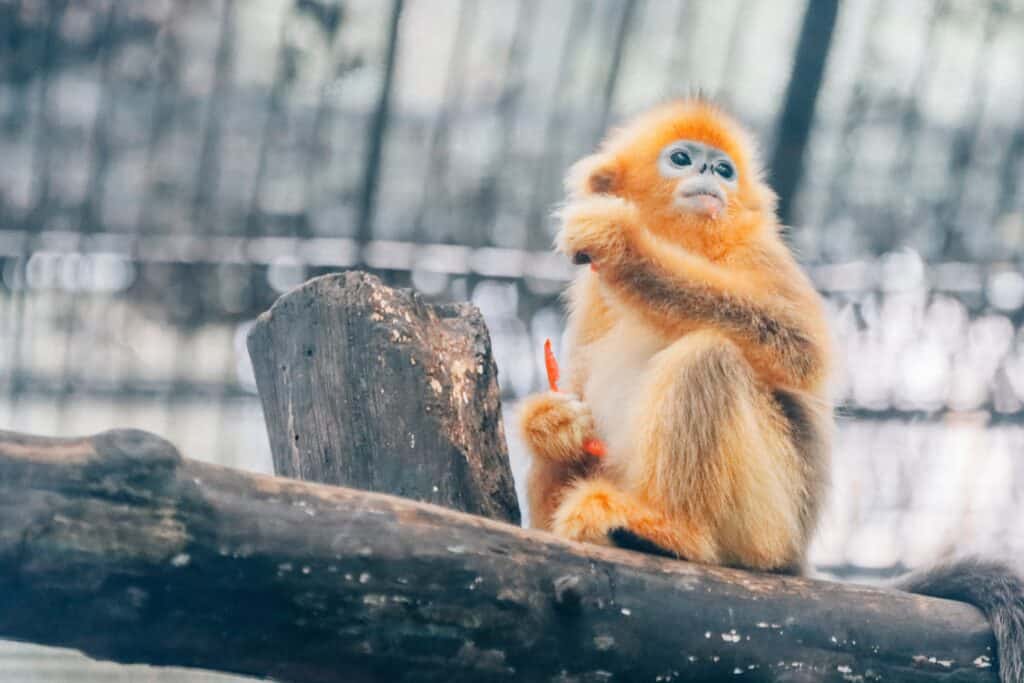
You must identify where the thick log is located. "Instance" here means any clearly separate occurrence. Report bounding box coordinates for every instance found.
[246,270,519,524]
[0,429,1000,683]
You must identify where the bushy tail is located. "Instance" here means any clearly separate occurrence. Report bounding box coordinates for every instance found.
[898,558,1024,683]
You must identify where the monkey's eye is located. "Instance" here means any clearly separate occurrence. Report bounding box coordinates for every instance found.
[714,161,735,180]
[669,150,692,167]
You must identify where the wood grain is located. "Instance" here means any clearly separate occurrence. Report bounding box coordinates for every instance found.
[246,270,519,524]
[0,429,999,682]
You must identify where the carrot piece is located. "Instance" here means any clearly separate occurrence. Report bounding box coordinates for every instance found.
[544,338,560,392]
[543,338,606,458]
[583,437,607,458]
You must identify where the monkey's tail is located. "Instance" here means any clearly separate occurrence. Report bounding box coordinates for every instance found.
[897,558,1023,683]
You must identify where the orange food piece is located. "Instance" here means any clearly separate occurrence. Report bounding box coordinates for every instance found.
[583,437,607,458]
[543,338,606,458]
[544,338,559,392]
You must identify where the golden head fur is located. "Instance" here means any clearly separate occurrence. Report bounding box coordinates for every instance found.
[565,99,778,259]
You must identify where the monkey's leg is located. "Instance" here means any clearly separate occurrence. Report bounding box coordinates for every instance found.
[519,391,599,530]
[551,477,718,561]
[620,329,812,571]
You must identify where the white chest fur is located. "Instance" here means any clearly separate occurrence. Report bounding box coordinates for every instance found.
[581,316,667,461]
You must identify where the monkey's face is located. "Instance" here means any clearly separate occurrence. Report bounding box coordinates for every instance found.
[656,140,738,220]
[565,99,778,254]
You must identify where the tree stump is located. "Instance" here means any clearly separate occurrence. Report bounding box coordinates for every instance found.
[246,271,520,524]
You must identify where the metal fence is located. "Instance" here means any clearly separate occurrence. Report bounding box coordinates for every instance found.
[1,0,1023,677]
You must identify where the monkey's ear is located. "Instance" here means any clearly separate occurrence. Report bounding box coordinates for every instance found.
[565,153,622,198]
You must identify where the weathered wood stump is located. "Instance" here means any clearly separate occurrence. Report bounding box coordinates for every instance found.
[0,429,1000,683]
[247,271,519,524]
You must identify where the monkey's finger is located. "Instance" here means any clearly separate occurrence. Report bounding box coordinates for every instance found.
[544,338,560,392]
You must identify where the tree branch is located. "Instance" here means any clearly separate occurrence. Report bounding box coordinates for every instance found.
[0,429,998,682]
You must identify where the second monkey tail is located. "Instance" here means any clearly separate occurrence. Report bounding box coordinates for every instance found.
[896,557,1023,683]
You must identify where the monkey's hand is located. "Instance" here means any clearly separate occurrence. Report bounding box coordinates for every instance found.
[560,196,827,389]
[518,391,599,464]
[556,195,641,270]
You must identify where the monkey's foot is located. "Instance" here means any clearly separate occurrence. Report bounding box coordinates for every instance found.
[552,479,625,546]
[608,528,678,559]
[553,479,715,562]
[552,478,676,551]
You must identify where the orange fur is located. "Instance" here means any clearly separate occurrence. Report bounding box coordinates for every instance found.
[519,391,596,464]
[552,478,719,563]
[520,98,833,574]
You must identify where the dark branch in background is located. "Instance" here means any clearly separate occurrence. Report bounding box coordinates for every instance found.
[245,1,293,238]
[939,3,1003,260]
[191,0,236,233]
[0,429,1000,683]
[769,0,840,226]
[411,0,477,245]
[356,0,404,245]
[524,0,590,251]
[595,0,637,137]
[81,0,119,235]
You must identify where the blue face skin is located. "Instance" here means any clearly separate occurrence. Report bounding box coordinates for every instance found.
[657,140,739,218]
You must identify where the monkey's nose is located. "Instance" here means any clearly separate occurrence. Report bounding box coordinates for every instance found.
[699,163,709,174]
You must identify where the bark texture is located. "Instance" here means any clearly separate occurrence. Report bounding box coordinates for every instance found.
[0,429,1000,683]
[246,270,519,524]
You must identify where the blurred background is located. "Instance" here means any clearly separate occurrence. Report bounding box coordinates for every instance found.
[1,0,1023,679]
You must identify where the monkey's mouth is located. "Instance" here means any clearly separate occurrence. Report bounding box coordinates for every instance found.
[682,189,725,201]
[676,188,726,217]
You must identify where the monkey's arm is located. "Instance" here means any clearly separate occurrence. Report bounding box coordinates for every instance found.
[518,391,600,529]
[558,196,828,389]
